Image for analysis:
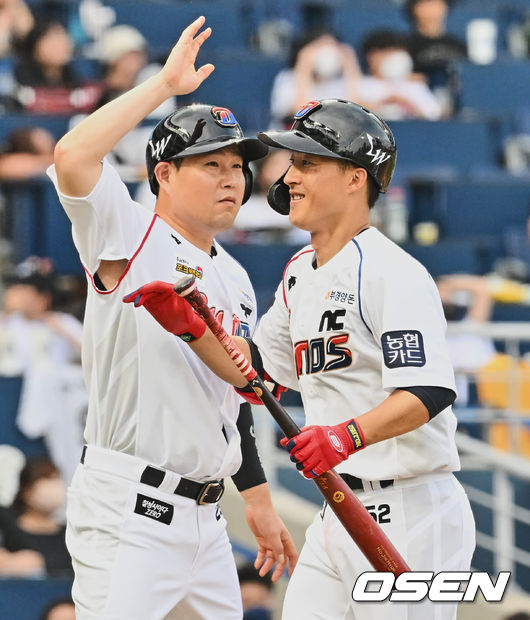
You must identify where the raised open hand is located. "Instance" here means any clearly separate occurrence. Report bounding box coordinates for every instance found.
[159,16,215,96]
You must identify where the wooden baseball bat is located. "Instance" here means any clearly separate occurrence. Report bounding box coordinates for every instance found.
[174,274,410,576]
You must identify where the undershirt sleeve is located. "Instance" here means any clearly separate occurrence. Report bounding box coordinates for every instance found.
[398,385,456,419]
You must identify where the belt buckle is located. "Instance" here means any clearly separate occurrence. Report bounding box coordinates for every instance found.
[197,481,224,505]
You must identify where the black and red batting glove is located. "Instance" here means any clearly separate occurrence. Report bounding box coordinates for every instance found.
[280,419,366,479]
[123,281,206,341]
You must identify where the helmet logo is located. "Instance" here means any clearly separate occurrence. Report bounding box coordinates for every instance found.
[294,100,321,120]
[211,107,237,127]
[148,135,171,160]
[366,134,391,166]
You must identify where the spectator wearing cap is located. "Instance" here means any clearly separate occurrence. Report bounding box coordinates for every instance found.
[0,257,82,373]
[405,0,467,88]
[357,29,442,120]
[69,24,175,192]
[96,24,149,108]
[9,20,101,114]
[0,257,86,484]
[96,24,175,119]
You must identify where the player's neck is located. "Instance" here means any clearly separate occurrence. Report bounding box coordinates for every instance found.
[311,220,369,267]
[156,209,215,255]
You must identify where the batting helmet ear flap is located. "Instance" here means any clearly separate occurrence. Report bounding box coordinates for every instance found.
[242,163,253,204]
[267,172,290,215]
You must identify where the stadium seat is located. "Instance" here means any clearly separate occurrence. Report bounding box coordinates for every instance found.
[185,50,284,131]
[492,304,530,322]
[103,0,249,55]
[436,179,530,238]
[0,115,70,142]
[457,60,530,117]
[5,179,83,275]
[389,119,501,173]
[402,240,483,276]
[332,1,408,49]
[0,375,48,457]
[0,578,72,620]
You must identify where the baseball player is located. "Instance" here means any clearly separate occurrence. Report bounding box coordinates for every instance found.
[47,17,297,620]
[132,99,476,619]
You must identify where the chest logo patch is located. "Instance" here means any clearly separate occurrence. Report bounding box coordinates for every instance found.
[176,262,203,280]
[134,494,173,525]
[381,330,426,368]
[319,308,346,332]
[325,290,355,304]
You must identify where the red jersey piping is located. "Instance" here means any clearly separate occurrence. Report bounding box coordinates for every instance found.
[85,213,158,295]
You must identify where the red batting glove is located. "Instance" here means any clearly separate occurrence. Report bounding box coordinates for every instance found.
[123,281,206,342]
[280,419,366,479]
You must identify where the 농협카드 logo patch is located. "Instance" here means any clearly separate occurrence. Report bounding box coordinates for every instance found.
[381,330,426,368]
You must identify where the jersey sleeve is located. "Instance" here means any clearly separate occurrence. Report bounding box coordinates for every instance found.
[253,280,299,391]
[362,255,456,393]
[47,159,148,275]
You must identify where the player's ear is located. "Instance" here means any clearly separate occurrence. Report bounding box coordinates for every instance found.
[345,166,368,194]
[155,162,174,193]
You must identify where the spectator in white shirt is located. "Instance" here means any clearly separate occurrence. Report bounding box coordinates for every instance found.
[358,29,442,121]
[269,30,361,128]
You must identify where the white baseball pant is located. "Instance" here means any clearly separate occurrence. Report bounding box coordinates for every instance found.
[282,472,476,620]
[66,446,242,620]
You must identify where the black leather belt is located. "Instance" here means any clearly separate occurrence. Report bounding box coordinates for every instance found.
[340,473,394,491]
[80,447,224,505]
[139,465,225,505]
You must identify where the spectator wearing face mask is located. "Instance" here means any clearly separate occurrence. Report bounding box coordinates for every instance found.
[357,29,442,120]
[0,456,72,578]
[268,30,361,128]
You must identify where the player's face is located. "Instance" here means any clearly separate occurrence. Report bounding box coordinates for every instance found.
[283,152,353,233]
[168,146,245,234]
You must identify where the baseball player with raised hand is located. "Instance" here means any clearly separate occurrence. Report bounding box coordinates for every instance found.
[132,99,476,619]
[47,16,297,620]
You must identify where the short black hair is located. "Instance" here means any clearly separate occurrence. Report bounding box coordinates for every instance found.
[237,562,273,590]
[361,29,408,59]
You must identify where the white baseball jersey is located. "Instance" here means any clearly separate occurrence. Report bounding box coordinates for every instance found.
[47,160,256,481]
[254,226,460,481]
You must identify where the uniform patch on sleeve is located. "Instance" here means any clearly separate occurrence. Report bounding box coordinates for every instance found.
[134,494,173,525]
[381,330,426,368]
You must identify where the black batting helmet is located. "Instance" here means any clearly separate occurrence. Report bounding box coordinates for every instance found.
[146,104,268,202]
[258,99,396,214]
